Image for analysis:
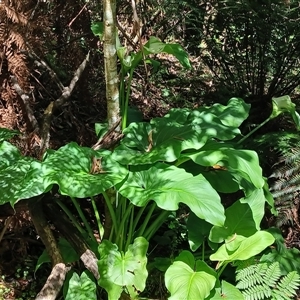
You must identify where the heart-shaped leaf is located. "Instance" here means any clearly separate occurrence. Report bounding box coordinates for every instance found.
[0,141,49,206]
[187,142,264,189]
[113,99,248,166]
[64,271,96,300]
[40,142,128,198]
[165,257,216,300]
[118,163,225,226]
[98,237,148,300]
[209,201,257,243]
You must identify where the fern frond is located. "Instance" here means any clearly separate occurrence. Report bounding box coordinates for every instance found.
[242,284,271,300]
[236,262,299,300]
[5,28,26,49]
[277,271,300,295]
[264,262,281,287]
[236,263,272,289]
[271,163,300,179]
[4,5,28,26]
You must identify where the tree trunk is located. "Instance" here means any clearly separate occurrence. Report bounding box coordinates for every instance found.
[103,0,120,129]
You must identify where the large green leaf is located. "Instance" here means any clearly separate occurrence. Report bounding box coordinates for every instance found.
[240,188,266,230]
[165,252,216,300]
[180,159,239,193]
[0,141,48,206]
[187,142,264,189]
[64,271,96,300]
[210,231,275,269]
[113,100,245,165]
[40,142,128,198]
[112,121,209,164]
[193,97,250,128]
[98,237,148,300]
[209,201,257,243]
[118,163,225,226]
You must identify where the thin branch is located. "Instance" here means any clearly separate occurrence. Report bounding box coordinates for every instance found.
[10,75,39,131]
[39,51,90,157]
[131,0,149,85]
[68,3,88,27]
[54,51,90,109]
[28,51,64,91]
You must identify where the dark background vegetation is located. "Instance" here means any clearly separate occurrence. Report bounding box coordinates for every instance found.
[1,0,300,298]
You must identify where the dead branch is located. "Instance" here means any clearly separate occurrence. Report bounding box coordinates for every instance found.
[46,201,100,280]
[29,200,63,266]
[28,51,64,91]
[29,199,67,300]
[10,75,39,131]
[39,51,90,157]
[92,117,123,150]
[35,263,71,300]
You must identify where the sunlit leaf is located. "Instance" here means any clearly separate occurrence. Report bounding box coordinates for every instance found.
[117,163,225,226]
[98,237,148,300]
[210,231,275,268]
[64,271,96,300]
[165,256,216,300]
[40,142,128,198]
[209,280,244,300]
[209,201,257,243]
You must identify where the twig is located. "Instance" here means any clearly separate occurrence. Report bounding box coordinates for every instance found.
[28,51,64,91]
[131,0,148,85]
[39,51,90,157]
[10,75,39,131]
[54,51,90,109]
[116,21,138,51]
[68,3,88,27]
[92,117,123,150]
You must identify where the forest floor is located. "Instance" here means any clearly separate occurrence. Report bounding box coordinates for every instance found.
[0,54,300,300]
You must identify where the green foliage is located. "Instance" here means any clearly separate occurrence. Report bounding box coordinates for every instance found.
[196,1,300,97]
[0,128,19,142]
[98,237,148,300]
[1,95,298,299]
[63,271,97,300]
[210,231,275,269]
[261,228,300,275]
[209,280,244,300]
[165,251,217,300]
[236,262,300,300]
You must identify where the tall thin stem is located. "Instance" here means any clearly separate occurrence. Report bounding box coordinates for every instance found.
[103,190,118,241]
[143,210,170,240]
[91,196,104,240]
[238,115,272,144]
[71,197,96,243]
[56,199,86,237]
